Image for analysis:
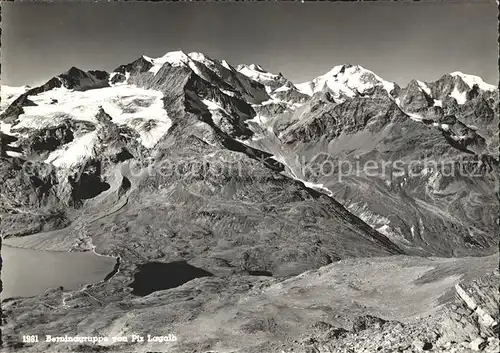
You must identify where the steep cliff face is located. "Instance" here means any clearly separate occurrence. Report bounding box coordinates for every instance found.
[398,79,436,113]
[242,80,498,256]
[58,67,110,91]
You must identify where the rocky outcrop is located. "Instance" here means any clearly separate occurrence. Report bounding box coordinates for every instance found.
[0,156,67,238]
[398,79,434,113]
[281,96,404,144]
[113,55,153,76]
[58,67,109,91]
[445,272,499,339]
[0,132,21,157]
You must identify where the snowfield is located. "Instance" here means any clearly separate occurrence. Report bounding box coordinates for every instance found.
[450,86,467,105]
[12,84,171,148]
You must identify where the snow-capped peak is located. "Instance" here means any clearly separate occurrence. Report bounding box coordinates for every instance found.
[295,64,396,98]
[186,51,217,67]
[449,72,497,92]
[143,50,227,80]
[143,51,193,74]
[236,64,285,94]
[248,64,265,72]
[237,64,279,81]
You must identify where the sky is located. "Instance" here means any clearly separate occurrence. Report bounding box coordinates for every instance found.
[1,1,498,87]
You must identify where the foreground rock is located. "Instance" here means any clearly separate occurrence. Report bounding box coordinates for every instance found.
[293,269,499,353]
[2,255,497,352]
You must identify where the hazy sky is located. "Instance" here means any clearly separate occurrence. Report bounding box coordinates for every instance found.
[2,1,498,87]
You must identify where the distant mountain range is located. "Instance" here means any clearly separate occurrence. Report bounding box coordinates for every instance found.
[1,50,497,256]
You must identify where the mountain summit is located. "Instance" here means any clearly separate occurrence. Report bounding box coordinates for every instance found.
[295,64,398,99]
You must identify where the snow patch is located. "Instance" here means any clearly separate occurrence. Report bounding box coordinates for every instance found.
[274,85,291,93]
[405,111,424,122]
[247,114,270,126]
[5,151,23,158]
[269,152,334,197]
[108,73,118,84]
[450,87,467,105]
[421,167,432,176]
[376,224,405,244]
[221,60,231,70]
[395,97,424,121]
[348,202,391,227]
[46,131,98,168]
[258,96,300,109]
[132,120,172,149]
[302,181,334,196]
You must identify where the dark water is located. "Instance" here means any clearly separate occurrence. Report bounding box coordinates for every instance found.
[129,261,213,296]
[1,245,117,299]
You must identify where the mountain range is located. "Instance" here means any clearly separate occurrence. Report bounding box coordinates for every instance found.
[1,50,498,352]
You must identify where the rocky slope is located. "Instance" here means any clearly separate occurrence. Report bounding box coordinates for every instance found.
[296,268,499,353]
[1,50,498,352]
[242,69,498,257]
